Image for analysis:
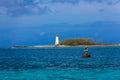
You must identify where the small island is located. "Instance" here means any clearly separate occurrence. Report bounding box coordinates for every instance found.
[11,37,120,48]
[59,38,119,47]
[60,38,95,46]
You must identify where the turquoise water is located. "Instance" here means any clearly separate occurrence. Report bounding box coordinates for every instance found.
[0,47,120,80]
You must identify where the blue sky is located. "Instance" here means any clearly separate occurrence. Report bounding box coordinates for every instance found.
[0,0,120,46]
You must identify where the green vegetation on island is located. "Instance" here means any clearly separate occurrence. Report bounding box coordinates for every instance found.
[60,38,96,46]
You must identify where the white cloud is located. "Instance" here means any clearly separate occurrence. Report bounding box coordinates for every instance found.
[40,32,46,36]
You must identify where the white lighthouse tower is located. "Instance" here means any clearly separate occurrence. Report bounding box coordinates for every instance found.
[55,34,59,46]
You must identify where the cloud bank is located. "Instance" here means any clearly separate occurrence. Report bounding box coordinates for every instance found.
[0,0,120,17]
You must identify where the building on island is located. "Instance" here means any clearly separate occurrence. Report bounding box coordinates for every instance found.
[55,34,59,46]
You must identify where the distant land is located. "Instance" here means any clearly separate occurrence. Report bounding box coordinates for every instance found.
[11,44,120,48]
[11,38,120,48]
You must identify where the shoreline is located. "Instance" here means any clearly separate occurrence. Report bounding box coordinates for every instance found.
[9,44,120,48]
[0,44,119,49]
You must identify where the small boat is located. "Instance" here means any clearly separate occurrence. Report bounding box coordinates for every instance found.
[82,46,91,58]
[82,53,90,58]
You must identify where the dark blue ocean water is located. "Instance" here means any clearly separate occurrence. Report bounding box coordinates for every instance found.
[0,47,120,80]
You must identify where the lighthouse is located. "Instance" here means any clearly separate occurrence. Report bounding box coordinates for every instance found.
[55,34,59,46]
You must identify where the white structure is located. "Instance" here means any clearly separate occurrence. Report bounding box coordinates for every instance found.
[55,35,59,45]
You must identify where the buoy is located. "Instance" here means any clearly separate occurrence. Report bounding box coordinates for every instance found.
[82,46,91,58]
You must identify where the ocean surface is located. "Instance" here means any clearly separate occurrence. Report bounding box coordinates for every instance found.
[0,46,120,80]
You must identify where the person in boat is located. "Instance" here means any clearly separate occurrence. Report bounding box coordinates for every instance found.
[82,46,90,58]
[84,47,88,53]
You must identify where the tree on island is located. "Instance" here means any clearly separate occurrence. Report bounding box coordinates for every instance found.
[60,38,95,46]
